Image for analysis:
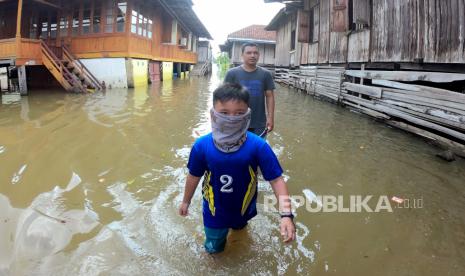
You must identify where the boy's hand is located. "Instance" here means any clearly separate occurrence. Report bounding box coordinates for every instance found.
[280,217,296,243]
[179,202,190,216]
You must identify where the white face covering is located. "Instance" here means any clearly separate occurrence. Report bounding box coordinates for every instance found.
[210,107,251,153]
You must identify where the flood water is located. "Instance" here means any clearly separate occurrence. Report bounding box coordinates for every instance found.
[1,68,465,275]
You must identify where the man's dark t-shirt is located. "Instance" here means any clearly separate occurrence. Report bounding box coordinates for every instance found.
[224,66,275,129]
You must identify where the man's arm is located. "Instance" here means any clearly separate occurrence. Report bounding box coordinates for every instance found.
[179,173,202,216]
[270,176,296,243]
[265,90,275,132]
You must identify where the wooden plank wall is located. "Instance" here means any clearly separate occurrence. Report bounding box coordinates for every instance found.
[371,0,465,64]
[232,42,241,64]
[278,0,465,67]
[0,39,16,59]
[318,0,330,63]
[274,13,295,66]
[348,30,370,62]
[263,44,276,65]
[423,0,465,63]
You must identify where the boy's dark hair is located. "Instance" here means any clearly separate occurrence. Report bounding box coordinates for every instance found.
[241,42,259,53]
[213,83,249,106]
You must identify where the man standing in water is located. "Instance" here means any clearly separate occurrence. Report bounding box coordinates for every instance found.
[224,43,275,137]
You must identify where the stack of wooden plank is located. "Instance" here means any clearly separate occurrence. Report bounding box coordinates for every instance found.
[341,70,465,157]
[313,66,345,102]
[288,68,301,88]
[272,66,465,157]
[274,66,344,99]
[274,68,290,84]
[298,66,317,95]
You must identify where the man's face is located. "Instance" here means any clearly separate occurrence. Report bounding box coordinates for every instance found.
[213,100,248,116]
[242,46,259,66]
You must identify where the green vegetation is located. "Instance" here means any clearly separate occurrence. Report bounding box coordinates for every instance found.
[215,53,231,78]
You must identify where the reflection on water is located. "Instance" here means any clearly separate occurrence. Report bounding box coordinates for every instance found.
[1,67,465,275]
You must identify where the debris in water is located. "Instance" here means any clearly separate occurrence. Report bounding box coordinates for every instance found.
[391,196,404,204]
[11,164,28,185]
[336,183,343,187]
[435,150,455,162]
[98,178,105,183]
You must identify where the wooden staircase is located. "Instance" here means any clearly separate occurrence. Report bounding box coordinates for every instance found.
[190,61,211,76]
[40,41,102,93]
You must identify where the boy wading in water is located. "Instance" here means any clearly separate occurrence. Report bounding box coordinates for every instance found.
[179,83,296,254]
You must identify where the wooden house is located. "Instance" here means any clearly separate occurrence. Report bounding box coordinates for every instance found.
[220,25,276,67]
[265,0,465,157]
[0,0,212,93]
[265,0,465,69]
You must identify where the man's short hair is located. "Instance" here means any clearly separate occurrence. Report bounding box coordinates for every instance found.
[213,83,249,106]
[241,42,259,53]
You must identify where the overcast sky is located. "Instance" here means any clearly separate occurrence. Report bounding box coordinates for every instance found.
[192,0,284,55]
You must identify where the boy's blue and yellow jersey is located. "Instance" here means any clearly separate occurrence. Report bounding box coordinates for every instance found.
[187,132,283,229]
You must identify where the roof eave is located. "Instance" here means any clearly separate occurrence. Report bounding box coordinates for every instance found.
[227,38,276,44]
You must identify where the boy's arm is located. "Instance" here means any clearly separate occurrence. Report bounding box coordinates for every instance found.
[270,176,296,243]
[179,173,202,216]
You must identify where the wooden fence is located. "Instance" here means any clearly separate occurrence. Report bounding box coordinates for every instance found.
[274,66,465,159]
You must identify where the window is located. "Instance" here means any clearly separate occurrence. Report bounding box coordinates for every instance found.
[40,21,48,39]
[131,10,137,33]
[72,6,80,36]
[137,13,143,35]
[59,16,69,37]
[298,3,319,43]
[50,14,57,38]
[143,17,148,37]
[29,16,38,39]
[82,1,91,34]
[105,0,114,33]
[130,8,152,38]
[116,1,126,32]
[93,2,101,33]
[148,19,153,38]
[290,30,296,50]
[349,0,370,31]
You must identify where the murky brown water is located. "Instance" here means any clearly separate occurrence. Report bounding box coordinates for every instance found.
[1,68,465,275]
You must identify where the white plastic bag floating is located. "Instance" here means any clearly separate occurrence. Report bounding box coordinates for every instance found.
[0,172,99,274]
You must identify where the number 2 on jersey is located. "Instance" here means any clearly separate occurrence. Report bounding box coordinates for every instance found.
[220,175,233,193]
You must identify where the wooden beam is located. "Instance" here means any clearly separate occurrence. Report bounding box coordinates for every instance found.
[346,70,465,83]
[387,121,465,159]
[16,0,23,38]
[372,79,465,105]
[343,82,383,98]
[31,0,60,9]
